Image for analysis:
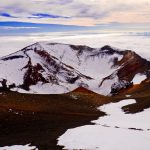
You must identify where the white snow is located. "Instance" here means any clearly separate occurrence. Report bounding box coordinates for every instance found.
[0,32,149,95]
[98,76,118,95]
[57,99,150,150]
[58,125,150,150]
[39,42,122,80]
[132,73,147,84]
[0,144,38,150]
[30,42,123,95]
[0,41,124,95]
[0,52,28,86]
[48,32,150,61]
[93,99,150,130]
[29,82,77,94]
[0,32,149,60]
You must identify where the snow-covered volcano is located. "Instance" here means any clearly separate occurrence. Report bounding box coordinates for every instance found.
[0,42,149,95]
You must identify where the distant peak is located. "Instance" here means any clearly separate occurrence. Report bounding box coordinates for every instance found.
[101,45,114,51]
[100,45,124,55]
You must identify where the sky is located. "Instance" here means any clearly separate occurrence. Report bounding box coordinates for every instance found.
[0,0,150,35]
[0,0,149,58]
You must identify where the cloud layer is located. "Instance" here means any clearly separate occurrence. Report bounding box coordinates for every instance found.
[0,0,150,26]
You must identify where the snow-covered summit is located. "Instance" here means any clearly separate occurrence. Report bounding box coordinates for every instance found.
[0,42,149,95]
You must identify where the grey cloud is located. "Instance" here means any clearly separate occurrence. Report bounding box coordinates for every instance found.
[0,0,150,25]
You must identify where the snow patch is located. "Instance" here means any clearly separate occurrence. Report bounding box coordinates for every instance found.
[0,144,37,150]
[58,125,150,150]
[29,82,77,94]
[132,73,147,84]
[93,99,150,130]
[58,99,150,150]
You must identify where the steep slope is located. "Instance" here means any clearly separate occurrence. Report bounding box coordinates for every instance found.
[0,43,92,94]
[0,42,149,95]
[100,49,150,95]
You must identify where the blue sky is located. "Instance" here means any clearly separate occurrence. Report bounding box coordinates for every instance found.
[0,21,91,35]
[0,0,150,35]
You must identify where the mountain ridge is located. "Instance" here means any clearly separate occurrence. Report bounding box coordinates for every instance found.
[0,42,149,95]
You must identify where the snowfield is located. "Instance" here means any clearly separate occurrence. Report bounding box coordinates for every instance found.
[0,32,149,60]
[0,55,28,85]
[0,41,148,96]
[0,144,37,150]
[93,99,150,130]
[0,32,149,95]
[0,41,127,95]
[57,99,150,150]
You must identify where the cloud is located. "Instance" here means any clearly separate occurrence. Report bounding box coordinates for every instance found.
[29,13,70,19]
[0,26,40,30]
[0,12,16,18]
[0,0,150,26]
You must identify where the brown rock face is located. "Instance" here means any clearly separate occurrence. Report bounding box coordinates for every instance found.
[117,50,150,82]
[22,59,48,90]
[99,50,150,95]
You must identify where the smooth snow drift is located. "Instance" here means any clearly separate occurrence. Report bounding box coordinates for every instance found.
[57,99,150,150]
[93,99,150,130]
